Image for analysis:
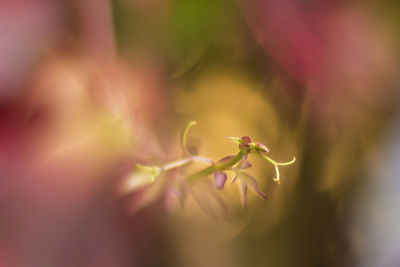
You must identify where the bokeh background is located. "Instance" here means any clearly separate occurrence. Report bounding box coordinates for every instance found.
[1,0,400,266]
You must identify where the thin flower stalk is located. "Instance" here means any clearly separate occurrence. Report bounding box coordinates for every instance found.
[124,121,296,210]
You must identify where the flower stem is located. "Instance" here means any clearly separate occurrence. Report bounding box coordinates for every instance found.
[162,158,192,171]
[186,151,245,182]
[161,155,215,171]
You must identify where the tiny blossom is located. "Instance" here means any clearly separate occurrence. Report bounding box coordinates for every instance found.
[120,121,295,213]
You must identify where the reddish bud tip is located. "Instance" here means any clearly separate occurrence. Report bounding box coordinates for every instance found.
[241,136,251,144]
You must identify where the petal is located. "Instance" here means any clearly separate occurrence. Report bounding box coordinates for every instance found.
[241,173,267,200]
[208,185,228,212]
[164,187,182,211]
[238,178,248,208]
[188,186,218,219]
[189,180,227,218]
[231,175,238,184]
[238,160,252,169]
[170,177,188,208]
[218,155,235,163]
[213,171,227,190]
[127,181,162,215]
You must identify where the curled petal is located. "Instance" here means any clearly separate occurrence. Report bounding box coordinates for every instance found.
[259,154,296,184]
[273,164,280,184]
[213,171,227,190]
[181,120,197,155]
[275,157,296,166]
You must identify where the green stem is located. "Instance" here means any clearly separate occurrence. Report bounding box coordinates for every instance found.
[186,165,216,182]
[186,151,245,182]
[217,151,245,169]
